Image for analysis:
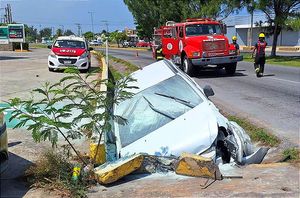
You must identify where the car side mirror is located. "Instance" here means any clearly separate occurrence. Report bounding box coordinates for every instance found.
[88,47,94,51]
[203,85,214,98]
[47,45,52,49]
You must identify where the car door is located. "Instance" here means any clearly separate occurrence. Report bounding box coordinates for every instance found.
[162,26,179,59]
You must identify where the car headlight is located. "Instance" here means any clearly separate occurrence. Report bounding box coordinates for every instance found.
[79,52,88,59]
[192,52,200,57]
[49,51,56,58]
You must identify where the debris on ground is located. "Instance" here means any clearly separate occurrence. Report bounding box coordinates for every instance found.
[94,154,144,184]
[175,152,222,179]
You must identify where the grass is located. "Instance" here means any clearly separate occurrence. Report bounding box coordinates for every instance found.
[282,148,300,162]
[93,51,139,80]
[228,115,280,147]
[25,149,94,198]
[108,54,140,75]
[29,43,49,49]
[241,52,300,67]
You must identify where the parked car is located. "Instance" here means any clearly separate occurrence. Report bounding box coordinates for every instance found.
[0,113,8,174]
[121,41,130,48]
[48,36,93,73]
[136,40,152,48]
[110,60,268,165]
[89,40,102,46]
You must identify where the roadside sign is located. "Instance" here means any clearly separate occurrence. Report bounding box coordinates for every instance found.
[8,24,25,43]
[0,26,9,44]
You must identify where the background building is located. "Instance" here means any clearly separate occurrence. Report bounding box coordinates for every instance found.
[223,14,300,47]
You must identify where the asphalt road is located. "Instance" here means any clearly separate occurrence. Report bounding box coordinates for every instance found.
[100,48,300,145]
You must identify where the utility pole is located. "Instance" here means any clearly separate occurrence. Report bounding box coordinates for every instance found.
[59,25,64,34]
[101,20,109,33]
[75,23,81,37]
[249,0,254,47]
[51,27,54,37]
[101,20,109,66]
[3,4,12,24]
[88,11,94,33]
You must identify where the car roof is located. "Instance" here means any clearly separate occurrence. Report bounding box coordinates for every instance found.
[127,60,178,94]
[56,35,86,42]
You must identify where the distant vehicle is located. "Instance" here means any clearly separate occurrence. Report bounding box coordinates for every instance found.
[0,113,8,174]
[89,40,102,46]
[136,40,152,47]
[152,18,243,76]
[121,41,130,48]
[48,36,93,73]
[128,41,137,47]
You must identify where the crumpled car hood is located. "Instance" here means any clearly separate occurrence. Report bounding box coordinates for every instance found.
[119,100,218,157]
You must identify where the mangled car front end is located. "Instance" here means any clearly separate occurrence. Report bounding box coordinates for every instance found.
[111,60,267,165]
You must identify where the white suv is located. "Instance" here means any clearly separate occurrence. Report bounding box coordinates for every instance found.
[48,36,93,72]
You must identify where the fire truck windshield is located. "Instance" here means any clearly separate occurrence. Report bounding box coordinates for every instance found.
[185,24,222,36]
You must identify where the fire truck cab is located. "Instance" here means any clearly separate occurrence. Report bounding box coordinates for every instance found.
[152,19,243,76]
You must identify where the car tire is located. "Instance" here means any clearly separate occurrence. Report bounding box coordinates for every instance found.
[182,56,194,76]
[225,63,237,75]
[48,68,54,72]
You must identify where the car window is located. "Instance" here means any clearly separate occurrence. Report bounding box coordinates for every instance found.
[115,75,203,147]
[53,40,86,49]
[185,24,221,36]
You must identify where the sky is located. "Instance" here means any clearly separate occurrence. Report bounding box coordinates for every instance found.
[0,0,136,34]
[0,0,265,35]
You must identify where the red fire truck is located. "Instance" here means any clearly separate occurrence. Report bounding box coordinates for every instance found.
[152,19,243,76]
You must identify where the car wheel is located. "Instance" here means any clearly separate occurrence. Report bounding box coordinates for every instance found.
[48,68,54,72]
[182,56,194,76]
[225,63,237,75]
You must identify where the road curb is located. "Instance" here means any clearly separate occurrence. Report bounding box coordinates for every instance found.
[89,53,108,165]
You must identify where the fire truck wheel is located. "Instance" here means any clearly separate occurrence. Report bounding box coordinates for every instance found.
[225,63,237,75]
[182,56,194,76]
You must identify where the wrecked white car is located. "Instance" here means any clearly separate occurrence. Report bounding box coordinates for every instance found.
[110,60,268,165]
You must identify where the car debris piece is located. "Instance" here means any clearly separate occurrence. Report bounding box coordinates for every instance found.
[94,153,144,184]
[175,152,222,179]
[135,155,177,174]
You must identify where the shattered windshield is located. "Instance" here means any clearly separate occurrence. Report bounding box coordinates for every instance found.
[115,75,203,147]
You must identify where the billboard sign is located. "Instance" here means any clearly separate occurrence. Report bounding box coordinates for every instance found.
[0,26,9,44]
[8,24,25,43]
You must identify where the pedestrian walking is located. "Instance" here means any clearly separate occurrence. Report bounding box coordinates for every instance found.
[252,33,267,77]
